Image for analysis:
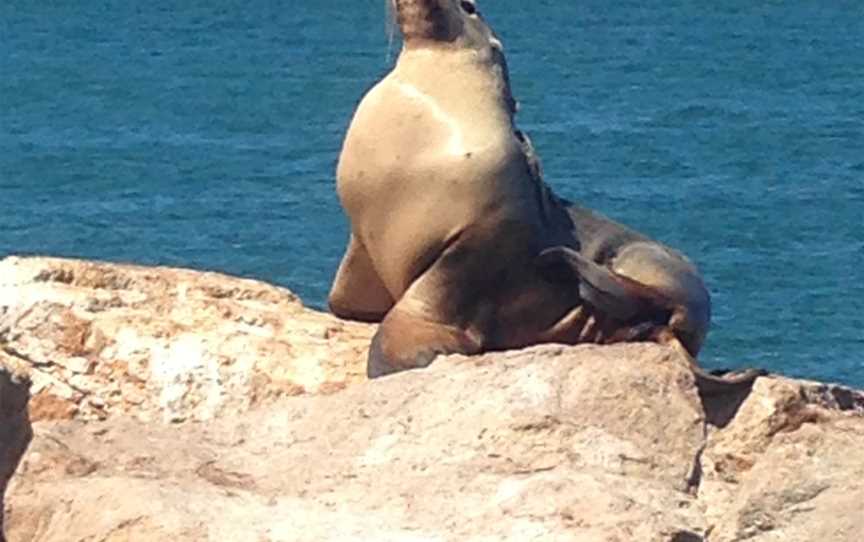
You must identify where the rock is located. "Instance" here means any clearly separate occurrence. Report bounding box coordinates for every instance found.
[0,357,31,541]
[701,378,864,541]
[5,343,711,541]
[1,256,863,541]
[0,256,374,423]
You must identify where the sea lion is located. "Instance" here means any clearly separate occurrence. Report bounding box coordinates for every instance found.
[329,0,763,395]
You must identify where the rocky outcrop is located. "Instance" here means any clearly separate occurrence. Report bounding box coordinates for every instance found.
[701,377,864,541]
[0,256,374,423]
[1,256,862,541]
[0,359,30,540]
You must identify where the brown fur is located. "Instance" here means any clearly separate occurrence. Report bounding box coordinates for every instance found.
[330,0,763,392]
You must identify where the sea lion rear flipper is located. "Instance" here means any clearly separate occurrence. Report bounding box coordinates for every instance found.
[367,304,483,379]
[536,246,652,321]
[664,335,767,396]
[693,367,767,396]
[538,247,767,395]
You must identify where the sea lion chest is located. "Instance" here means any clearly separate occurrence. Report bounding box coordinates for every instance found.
[337,54,544,296]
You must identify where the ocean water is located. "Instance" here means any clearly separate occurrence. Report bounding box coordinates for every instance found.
[2,1,862,386]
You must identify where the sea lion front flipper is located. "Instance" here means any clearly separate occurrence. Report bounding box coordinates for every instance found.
[367,305,483,379]
[537,246,656,321]
[329,234,395,323]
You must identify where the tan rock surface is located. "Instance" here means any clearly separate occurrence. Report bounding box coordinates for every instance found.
[0,359,30,540]
[701,378,864,541]
[1,257,863,541]
[6,344,712,541]
[0,256,374,423]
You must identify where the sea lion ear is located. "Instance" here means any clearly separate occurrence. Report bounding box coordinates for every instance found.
[536,247,651,321]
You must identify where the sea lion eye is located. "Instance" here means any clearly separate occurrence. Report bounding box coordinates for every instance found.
[460,1,477,15]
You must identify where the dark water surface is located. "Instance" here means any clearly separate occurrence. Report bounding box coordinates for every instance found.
[2,1,862,385]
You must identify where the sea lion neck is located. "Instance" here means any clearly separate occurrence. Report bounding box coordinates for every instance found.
[391,47,515,120]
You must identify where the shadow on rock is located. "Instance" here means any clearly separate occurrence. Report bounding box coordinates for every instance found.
[698,373,761,429]
[0,369,32,542]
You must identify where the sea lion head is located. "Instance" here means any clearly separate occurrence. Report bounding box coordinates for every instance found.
[391,0,496,48]
[390,0,517,112]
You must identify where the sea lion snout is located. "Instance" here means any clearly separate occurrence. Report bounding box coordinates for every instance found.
[393,0,499,50]
[394,0,463,42]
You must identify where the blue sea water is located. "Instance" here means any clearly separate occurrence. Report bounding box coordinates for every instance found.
[2,1,862,386]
